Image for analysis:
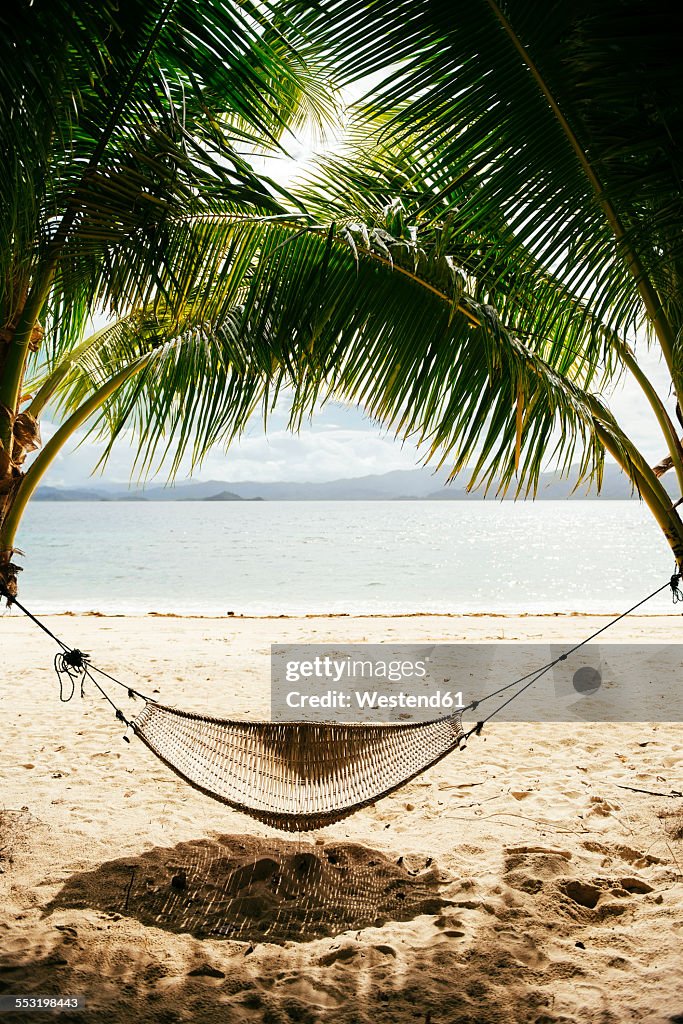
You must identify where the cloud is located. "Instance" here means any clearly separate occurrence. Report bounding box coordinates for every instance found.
[195,426,421,482]
[36,401,424,487]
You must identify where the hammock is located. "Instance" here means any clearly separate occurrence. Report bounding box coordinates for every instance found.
[4,573,680,832]
[130,702,469,831]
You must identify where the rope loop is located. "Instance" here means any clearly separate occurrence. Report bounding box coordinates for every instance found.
[54,649,90,702]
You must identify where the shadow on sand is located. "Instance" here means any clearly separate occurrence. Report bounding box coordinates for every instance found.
[43,833,450,944]
[8,835,664,1023]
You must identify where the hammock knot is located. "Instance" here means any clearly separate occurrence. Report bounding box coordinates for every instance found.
[671,571,683,602]
[63,648,89,670]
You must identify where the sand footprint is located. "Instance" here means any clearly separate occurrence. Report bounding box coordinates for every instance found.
[559,875,654,914]
[582,840,665,869]
[586,795,622,817]
[502,845,573,894]
[270,972,347,1013]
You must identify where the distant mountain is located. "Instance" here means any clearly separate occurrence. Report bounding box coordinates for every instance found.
[33,464,678,502]
[35,486,111,501]
[203,490,243,501]
[34,469,447,501]
[423,463,676,501]
[200,491,264,502]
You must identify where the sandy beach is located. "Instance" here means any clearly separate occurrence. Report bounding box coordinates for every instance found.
[2,612,683,1023]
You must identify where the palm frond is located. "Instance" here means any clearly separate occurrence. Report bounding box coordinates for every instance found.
[296,0,683,376]
[29,216,626,495]
[0,0,335,336]
[298,129,626,393]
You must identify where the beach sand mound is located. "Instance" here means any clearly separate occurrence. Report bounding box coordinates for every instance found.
[44,835,450,943]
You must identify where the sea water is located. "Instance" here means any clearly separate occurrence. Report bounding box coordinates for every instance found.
[11,500,676,617]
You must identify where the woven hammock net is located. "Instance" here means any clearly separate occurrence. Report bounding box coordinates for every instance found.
[132,702,468,831]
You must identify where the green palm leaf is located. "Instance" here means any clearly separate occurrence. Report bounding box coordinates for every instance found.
[27,215,614,496]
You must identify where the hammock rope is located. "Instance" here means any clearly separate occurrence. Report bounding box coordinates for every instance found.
[3,571,681,831]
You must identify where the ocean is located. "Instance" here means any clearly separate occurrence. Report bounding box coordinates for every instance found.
[9,500,679,617]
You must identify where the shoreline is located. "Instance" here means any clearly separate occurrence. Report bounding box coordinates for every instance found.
[7,608,683,619]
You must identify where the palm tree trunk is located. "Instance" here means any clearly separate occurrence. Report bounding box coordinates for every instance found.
[593,422,683,568]
[0,311,45,595]
[0,354,152,599]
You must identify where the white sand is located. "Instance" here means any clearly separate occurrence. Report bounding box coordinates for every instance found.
[1,613,683,1023]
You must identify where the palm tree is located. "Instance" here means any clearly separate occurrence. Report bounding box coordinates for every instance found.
[209,0,683,564]
[2,0,682,598]
[0,0,339,596]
